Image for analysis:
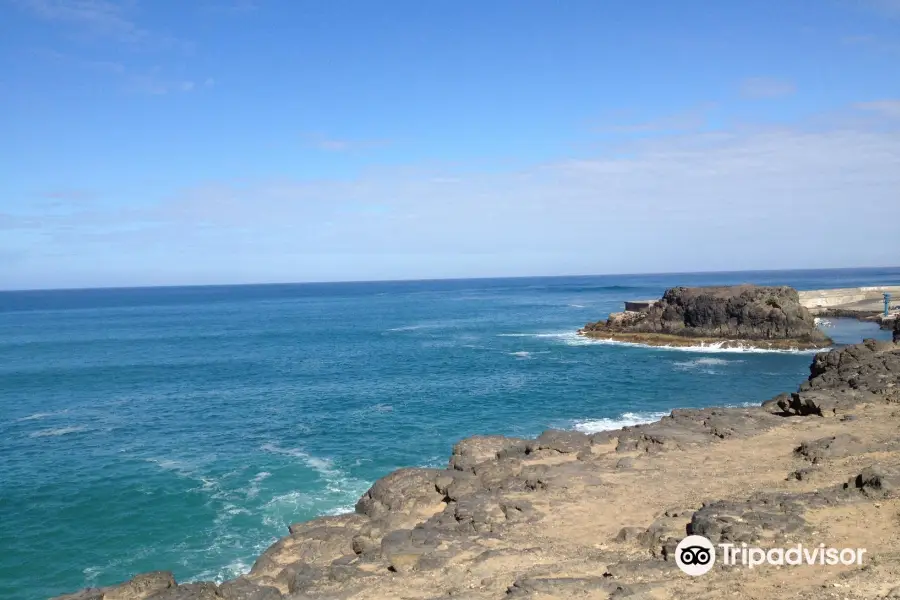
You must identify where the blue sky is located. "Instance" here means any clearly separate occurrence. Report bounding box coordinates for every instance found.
[1,0,899,289]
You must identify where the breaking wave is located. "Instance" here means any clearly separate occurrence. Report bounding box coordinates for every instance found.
[572,411,670,433]
[500,331,823,354]
[29,425,88,438]
[673,357,744,372]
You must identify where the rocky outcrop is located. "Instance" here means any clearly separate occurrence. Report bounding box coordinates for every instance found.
[580,284,832,349]
[894,317,900,343]
[54,339,900,600]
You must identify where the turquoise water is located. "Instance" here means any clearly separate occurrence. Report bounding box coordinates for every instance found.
[1,269,897,599]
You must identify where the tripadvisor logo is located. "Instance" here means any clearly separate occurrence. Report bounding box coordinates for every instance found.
[675,536,867,576]
[675,536,716,576]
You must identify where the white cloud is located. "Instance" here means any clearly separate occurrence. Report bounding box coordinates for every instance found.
[15,0,188,50]
[739,78,797,99]
[18,0,143,40]
[37,52,203,95]
[842,34,900,53]
[305,135,393,152]
[855,99,900,119]
[200,0,258,15]
[861,0,900,17]
[5,116,898,289]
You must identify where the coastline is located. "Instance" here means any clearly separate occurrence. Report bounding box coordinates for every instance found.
[58,337,900,600]
[575,329,832,350]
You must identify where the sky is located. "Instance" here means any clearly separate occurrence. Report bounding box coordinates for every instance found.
[1,0,899,290]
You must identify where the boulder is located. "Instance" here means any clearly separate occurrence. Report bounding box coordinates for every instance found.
[449,435,528,471]
[277,562,325,595]
[144,582,219,600]
[73,572,176,600]
[50,590,106,600]
[775,389,873,417]
[528,429,592,454]
[795,434,864,464]
[845,465,900,498]
[217,578,282,600]
[354,468,447,525]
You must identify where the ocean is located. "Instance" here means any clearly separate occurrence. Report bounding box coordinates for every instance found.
[1,268,897,599]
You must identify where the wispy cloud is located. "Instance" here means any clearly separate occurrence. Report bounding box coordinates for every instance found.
[126,71,197,95]
[17,0,144,41]
[199,0,258,15]
[859,0,900,18]
[15,0,188,50]
[42,189,93,200]
[855,99,900,119]
[305,134,393,152]
[40,189,96,202]
[739,77,797,99]
[5,109,898,288]
[593,105,713,135]
[842,34,900,54]
[35,50,209,95]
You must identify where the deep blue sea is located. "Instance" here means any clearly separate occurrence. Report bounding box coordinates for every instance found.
[1,269,898,599]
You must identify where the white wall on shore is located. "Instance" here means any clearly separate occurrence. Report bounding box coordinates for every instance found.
[798,287,900,308]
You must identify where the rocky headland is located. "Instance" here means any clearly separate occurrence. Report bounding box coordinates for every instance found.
[54,334,900,600]
[579,285,833,349]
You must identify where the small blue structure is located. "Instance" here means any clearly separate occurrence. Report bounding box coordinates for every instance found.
[885,293,892,316]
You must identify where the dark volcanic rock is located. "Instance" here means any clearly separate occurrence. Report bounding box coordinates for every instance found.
[894,318,900,343]
[354,468,446,523]
[581,285,831,346]
[50,590,106,600]
[787,467,822,482]
[528,429,592,454]
[845,464,900,498]
[795,434,864,464]
[506,576,617,596]
[449,435,529,472]
[804,339,900,395]
[689,492,807,543]
[147,582,220,600]
[217,578,283,600]
[51,571,177,600]
[614,406,782,453]
[774,389,874,417]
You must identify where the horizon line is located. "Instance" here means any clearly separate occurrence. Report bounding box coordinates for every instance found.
[2,264,899,294]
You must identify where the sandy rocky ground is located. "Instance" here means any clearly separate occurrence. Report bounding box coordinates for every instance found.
[56,335,900,600]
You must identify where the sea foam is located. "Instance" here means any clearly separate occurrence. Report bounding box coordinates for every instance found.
[29,425,88,438]
[17,411,67,422]
[673,357,743,372]
[573,411,670,433]
[260,443,338,478]
[500,331,823,354]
